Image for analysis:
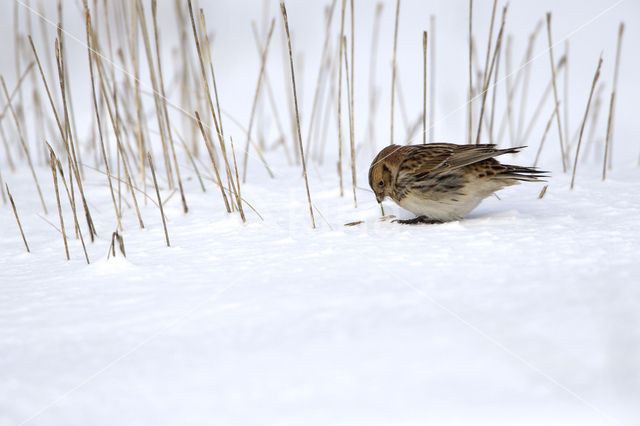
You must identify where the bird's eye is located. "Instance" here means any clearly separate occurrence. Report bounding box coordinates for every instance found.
[378,180,384,187]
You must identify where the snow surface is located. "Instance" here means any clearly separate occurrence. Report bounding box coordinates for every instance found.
[1,0,640,424]
[1,160,639,425]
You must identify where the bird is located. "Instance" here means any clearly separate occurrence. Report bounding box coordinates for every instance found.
[368,143,547,224]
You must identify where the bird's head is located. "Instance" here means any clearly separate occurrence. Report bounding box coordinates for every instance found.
[368,145,401,204]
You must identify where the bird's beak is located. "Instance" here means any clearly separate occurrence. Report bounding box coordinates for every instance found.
[375,194,384,203]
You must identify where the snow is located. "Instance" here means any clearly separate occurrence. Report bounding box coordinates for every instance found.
[1,161,640,425]
[1,0,640,424]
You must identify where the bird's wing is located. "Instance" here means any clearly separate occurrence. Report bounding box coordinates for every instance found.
[407,144,520,176]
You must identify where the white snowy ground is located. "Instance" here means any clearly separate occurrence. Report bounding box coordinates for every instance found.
[1,155,639,426]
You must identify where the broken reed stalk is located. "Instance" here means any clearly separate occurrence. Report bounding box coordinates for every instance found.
[337,0,347,196]
[151,0,188,212]
[389,0,400,145]
[195,111,231,212]
[108,231,126,259]
[467,0,472,144]
[429,15,435,144]
[242,18,276,183]
[423,30,428,145]
[570,57,602,190]
[55,36,97,241]
[280,2,316,229]
[229,136,246,222]
[0,76,48,215]
[6,184,30,253]
[474,5,506,145]
[343,36,357,208]
[84,6,122,231]
[148,153,170,247]
[545,13,567,172]
[534,104,558,167]
[603,22,624,181]
[49,149,70,260]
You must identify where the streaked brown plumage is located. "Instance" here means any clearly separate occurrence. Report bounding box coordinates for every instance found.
[368,143,546,224]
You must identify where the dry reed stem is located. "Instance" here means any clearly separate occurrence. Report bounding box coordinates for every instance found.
[0,167,5,204]
[603,22,624,181]
[136,0,174,188]
[538,185,548,199]
[366,3,383,153]
[534,104,559,167]
[337,0,347,195]
[280,2,316,229]
[28,37,65,142]
[151,0,188,212]
[49,144,90,264]
[480,0,498,108]
[0,118,16,172]
[200,11,226,141]
[570,57,602,190]
[195,111,231,212]
[54,37,97,241]
[474,6,506,145]
[84,7,122,231]
[303,0,337,157]
[242,18,276,183]
[423,31,428,145]
[0,62,34,119]
[389,0,400,145]
[200,11,235,207]
[219,109,275,179]
[129,0,147,182]
[563,40,570,158]
[342,36,357,208]
[148,152,170,247]
[187,0,234,209]
[229,136,246,222]
[488,33,502,144]
[90,39,145,229]
[429,15,435,144]
[250,22,290,163]
[0,76,48,215]
[520,57,565,147]
[349,0,355,151]
[467,0,472,144]
[178,133,206,192]
[108,231,126,259]
[49,150,69,260]
[57,22,83,179]
[545,13,567,172]
[6,184,30,253]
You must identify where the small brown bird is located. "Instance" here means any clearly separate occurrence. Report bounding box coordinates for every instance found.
[368,143,546,224]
